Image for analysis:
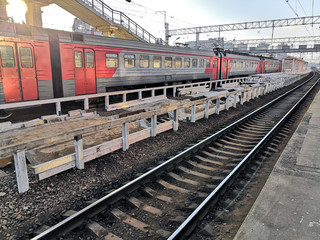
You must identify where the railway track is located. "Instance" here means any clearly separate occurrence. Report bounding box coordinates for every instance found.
[32,72,319,240]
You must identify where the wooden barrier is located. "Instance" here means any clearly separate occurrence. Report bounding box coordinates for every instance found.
[3,73,307,193]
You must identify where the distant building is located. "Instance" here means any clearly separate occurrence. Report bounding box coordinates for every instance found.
[72,18,102,35]
[257,42,269,50]
[186,38,225,49]
[282,56,308,73]
[237,43,248,51]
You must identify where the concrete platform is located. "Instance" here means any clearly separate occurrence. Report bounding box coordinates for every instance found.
[234,89,320,240]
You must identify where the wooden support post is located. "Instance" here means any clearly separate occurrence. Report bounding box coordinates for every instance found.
[240,92,245,105]
[122,122,129,151]
[84,98,89,110]
[233,94,237,108]
[163,88,167,96]
[138,91,142,100]
[105,96,109,110]
[215,98,220,115]
[191,105,196,123]
[14,150,29,193]
[151,115,157,137]
[74,135,84,169]
[204,101,209,119]
[123,93,126,102]
[173,87,177,96]
[56,102,61,116]
[173,110,179,131]
[226,96,230,110]
[152,89,155,97]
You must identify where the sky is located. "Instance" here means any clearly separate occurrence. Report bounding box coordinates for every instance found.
[6,0,320,63]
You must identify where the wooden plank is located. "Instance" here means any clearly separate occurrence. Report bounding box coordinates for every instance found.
[84,138,122,162]
[0,156,12,167]
[157,121,173,134]
[38,161,75,180]
[129,128,150,145]
[107,95,166,111]
[32,155,74,174]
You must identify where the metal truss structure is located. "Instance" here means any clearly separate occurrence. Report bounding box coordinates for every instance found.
[168,15,320,36]
[238,47,320,54]
[233,36,320,45]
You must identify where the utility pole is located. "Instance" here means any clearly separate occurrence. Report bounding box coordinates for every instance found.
[156,11,169,45]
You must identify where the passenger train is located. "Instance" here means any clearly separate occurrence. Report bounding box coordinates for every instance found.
[0,21,281,104]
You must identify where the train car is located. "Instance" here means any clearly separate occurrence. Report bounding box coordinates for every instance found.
[263,59,281,73]
[225,54,260,78]
[55,31,220,96]
[0,21,281,104]
[0,23,53,104]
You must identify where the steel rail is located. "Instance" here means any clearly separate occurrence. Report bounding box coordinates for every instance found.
[32,72,316,240]
[168,73,319,239]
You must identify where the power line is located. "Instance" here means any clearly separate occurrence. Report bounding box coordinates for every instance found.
[285,0,312,36]
[297,0,308,16]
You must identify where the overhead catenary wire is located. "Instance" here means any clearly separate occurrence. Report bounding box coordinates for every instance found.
[285,0,312,36]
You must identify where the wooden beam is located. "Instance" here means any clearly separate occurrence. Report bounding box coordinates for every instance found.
[14,151,29,193]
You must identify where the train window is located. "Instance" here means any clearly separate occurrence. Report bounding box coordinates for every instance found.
[199,59,204,68]
[140,55,149,68]
[0,46,15,67]
[212,60,216,68]
[165,57,172,68]
[74,51,83,68]
[124,54,135,68]
[153,56,161,68]
[86,52,94,68]
[174,57,182,68]
[184,58,190,68]
[205,59,210,68]
[106,53,118,68]
[20,47,33,68]
[223,60,227,67]
[192,58,198,68]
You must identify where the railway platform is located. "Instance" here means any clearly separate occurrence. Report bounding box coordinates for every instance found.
[234,88,320,239]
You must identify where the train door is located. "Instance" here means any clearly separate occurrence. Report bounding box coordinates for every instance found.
[257,61,262,74]
[17,43,38,101]
[262,62,266,73]
[74,48,96,95]
[222,59,228,79]
[0,42,38,103]
[212,59,218,80]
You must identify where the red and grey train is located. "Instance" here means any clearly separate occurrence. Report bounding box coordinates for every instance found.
[0,21,281,104]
